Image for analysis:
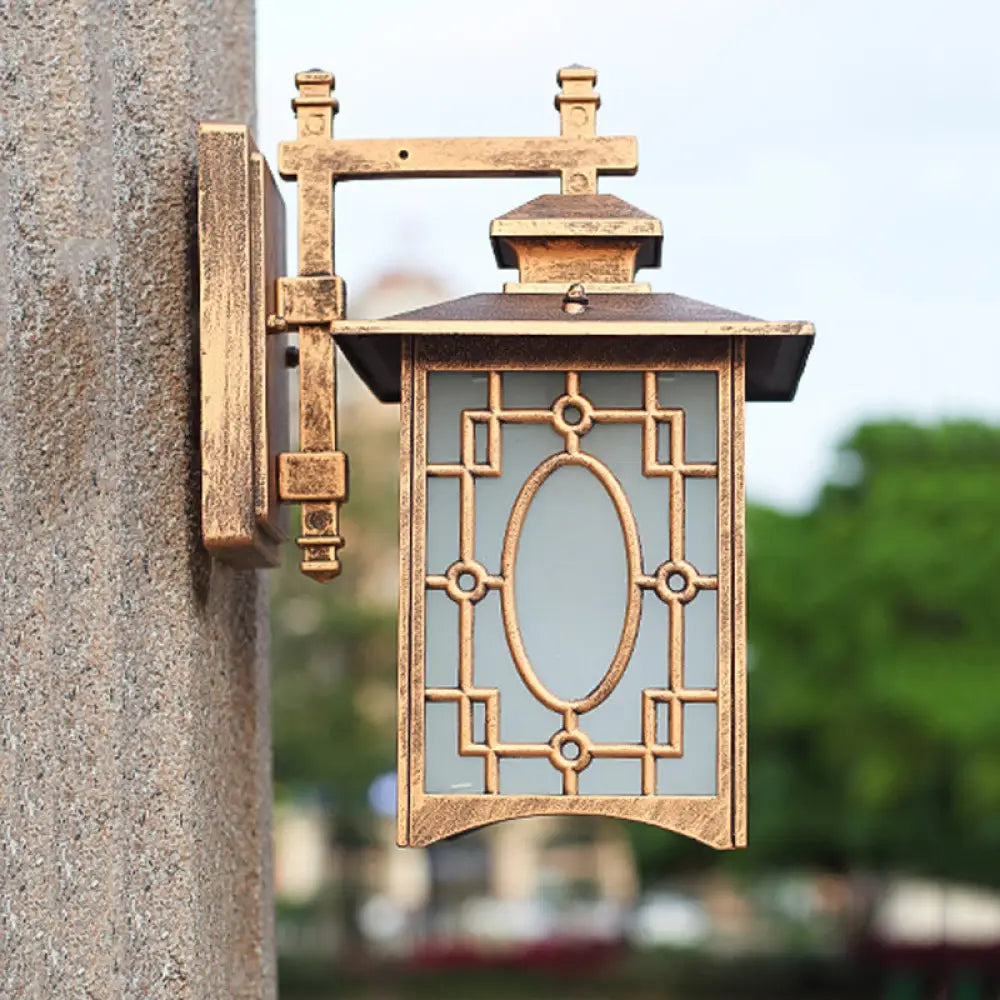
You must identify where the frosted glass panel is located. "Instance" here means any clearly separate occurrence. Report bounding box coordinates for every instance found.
[583,590,666,746]
[579,371,641,408]
[501,371,563,408]
[656,700,671,743]
[513,464,629,704]
[580,758,641,795]
[425,701,482,794]
[500,758,561,795]
[472,701,486,744]
[587,424,670,568]
[422,368,721,798]
[427,372,488,463]
[685,477,718,576]
[657,372,717,462]
[475,592,552,744]
[425,589,456,688]
[475,423,556,577]
[474,422,489,464]
[426,477,459,574]
[657,704,717,796]
[684,590,718,689]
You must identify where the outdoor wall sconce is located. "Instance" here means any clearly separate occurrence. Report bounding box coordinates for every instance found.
[198,67,813,850]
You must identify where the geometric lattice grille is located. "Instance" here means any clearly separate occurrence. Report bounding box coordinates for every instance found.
[424,369,720,797]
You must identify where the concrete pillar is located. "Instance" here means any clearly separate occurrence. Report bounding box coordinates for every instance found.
[0,3,275,997]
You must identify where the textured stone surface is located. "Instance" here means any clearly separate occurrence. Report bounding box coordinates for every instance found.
[0,2,275,997]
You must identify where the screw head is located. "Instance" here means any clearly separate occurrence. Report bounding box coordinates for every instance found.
[562,283,589,315]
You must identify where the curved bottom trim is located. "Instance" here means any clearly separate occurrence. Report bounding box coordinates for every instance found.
[407,793,736,850]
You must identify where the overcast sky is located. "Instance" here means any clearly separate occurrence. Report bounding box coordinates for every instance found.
[256,0,999,509]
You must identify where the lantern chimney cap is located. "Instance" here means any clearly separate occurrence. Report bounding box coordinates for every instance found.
[490,194,663,292]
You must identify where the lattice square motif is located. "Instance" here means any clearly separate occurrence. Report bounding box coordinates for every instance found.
[400,337,745,849]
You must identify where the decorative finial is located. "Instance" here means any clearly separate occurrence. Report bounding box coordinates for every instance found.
[555,66,600,137]
[292,69,338,140]
[554,66,601,194]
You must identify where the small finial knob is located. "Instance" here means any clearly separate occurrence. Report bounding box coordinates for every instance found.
[555,65,600,139]
[292,69,338,140]
[562,282,589,314]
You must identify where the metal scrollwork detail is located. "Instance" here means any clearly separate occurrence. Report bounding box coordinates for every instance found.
[425,370,720,796]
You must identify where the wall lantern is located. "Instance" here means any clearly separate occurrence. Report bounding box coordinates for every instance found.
[198,67,813,850]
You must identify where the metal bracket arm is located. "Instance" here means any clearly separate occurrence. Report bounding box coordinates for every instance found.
[277,136,637,190]
[198,66,640,582]
[273,66,635,582]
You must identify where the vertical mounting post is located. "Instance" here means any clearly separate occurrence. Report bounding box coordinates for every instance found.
[287,71,345,582]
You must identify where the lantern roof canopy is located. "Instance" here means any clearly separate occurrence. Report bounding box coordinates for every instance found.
[334,291,814,405]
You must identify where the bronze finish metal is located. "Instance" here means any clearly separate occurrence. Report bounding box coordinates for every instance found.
[732,337,747,847]
[555,65,602,192]
[198,66,809,853]
[198,124,289,567]
[270,65,636,580]
[200,65,807,573]
[277,65,632,197]
[278,451,348,503]
[333,294,813,405]
[399,336,746,849]
[275,275,345,327]
[490,193,662,291]
[510,281,652,294]
[287,72,345,582]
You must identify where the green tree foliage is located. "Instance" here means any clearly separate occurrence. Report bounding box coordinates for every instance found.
[632,420,1000,881]
[746,421,1000,880]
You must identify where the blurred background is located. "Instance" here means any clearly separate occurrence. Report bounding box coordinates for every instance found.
[257,3,1000,997]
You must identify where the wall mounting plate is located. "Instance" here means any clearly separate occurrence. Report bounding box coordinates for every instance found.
[198,124,290,567]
